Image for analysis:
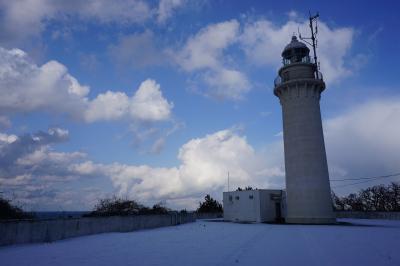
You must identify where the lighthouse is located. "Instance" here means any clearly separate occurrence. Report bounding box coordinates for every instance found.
[274,35,335,224]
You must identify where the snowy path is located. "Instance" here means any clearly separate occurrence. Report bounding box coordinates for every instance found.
[0,219,399,266]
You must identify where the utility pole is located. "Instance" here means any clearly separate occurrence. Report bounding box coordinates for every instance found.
[227,171,230,192]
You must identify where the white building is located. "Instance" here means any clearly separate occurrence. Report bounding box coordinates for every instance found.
[223,189,286,223]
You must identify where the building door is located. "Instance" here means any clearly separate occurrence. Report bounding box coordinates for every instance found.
[275,201,283,223]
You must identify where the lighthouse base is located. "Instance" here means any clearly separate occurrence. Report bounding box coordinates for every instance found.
[285,217,336,225]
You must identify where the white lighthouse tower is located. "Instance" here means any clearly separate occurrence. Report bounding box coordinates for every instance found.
[274,31,335,223]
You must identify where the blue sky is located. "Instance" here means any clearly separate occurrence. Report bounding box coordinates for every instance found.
[0,0,399,211]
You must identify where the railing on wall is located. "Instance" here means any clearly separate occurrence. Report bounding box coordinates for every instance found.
[282,56,315,66]
[274,76,282,87]
[274,70,323,88]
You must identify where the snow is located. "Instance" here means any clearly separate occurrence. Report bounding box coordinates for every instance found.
[0,219,399,266]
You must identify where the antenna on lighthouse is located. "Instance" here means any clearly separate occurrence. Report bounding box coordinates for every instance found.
[298,12,320,79]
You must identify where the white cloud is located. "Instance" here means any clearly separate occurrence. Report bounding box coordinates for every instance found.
[85,91,130,122]
[173,20,251,100]
[68,161,99,176]
[0,47,88,117]
[175,20,239,71]
[1,127,283,209]
[157,0,186,24]
[0,127,71,178]
[0,0,150,46]
[0,132,17,144]
[105,129,284,206]
[203,69,250,100]
[108,31,163,69]
[75,0,152,24]
[0,128,101,210]
[0,0,53,46]
[150,137,166,154]
[0,46,173,124]
[240,18,355,84]
[0,0,187,46]
[16,148,85,168]
[173,16,356,100]
[287,10,298,20]
[130,79,174,121]
[85,79,173,122]
[325,98,400,180]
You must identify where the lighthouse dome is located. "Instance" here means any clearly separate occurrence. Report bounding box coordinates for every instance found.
[281,36,310,64]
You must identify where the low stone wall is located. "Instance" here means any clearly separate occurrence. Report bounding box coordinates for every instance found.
[335,211,400,220]
[195,212,223,219]
[0,213,195,246]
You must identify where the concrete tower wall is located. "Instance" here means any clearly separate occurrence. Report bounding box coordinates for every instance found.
[276,80,335,224]
[279,64,315,81]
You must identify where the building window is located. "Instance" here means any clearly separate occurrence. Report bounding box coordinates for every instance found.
[229,195,233,201]
[235,196,240,200]
[249,195,253,199]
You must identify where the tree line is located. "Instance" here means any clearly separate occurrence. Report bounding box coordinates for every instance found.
[332,182,400,211]
[0,196,32,220]
[84,196,170,217]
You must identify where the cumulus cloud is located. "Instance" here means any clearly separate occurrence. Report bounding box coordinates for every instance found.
[86,79,173,122]
[240,18,355,84]
[0,46,173,123]
[85,91,130,122]
[0,47,89,117]
[325,98,400,183]
[130,79,173,121]
[0,128,69,172]
[173,20,251,100]
[0,128,104,210]
[173,16,356,99]
[175,20,239,71]
[102,129,284,206]
[0,0,186,46]
[0,127,285,210]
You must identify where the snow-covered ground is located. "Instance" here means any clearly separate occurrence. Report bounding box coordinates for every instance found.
[1,219,399,266]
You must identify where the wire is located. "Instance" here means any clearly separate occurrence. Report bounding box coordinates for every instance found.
[330,172,400,182]
[331,172,400,189]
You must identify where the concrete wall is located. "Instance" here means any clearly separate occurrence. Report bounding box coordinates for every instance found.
[223,190,284,223]
[258,190,285,222]
[195,212,223,219]
[335,211,400,220]
[0,213,195,246]
[223,190,258,222]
